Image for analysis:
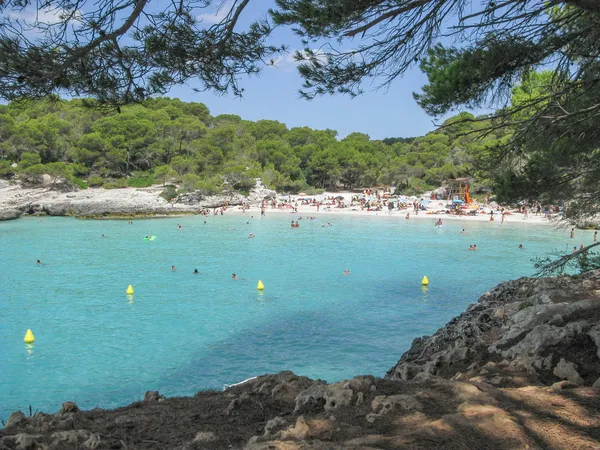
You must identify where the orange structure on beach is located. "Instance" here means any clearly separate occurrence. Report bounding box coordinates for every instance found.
[447,178,472,205]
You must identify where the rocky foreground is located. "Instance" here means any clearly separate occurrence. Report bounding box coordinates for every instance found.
[0,180,276,220]
[2,273,600,449]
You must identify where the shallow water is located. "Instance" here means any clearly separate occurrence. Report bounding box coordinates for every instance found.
[0,213,584,420]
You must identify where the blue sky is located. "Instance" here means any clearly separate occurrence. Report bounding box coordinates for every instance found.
[3,0,477,139]
[165,0,452,140]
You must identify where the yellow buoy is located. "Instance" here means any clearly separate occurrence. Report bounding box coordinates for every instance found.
[24,329,35,344]
[421,276,429,286]
[126,285,134,295]
[257,280,265,290]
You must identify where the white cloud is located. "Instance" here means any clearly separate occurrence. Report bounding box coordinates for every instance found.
[6,6,82,25]
[197,0,234,24]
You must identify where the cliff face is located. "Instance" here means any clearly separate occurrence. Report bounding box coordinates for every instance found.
[1,273,600,450]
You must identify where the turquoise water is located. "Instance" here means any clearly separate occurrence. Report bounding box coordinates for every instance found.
[0,214,584,421]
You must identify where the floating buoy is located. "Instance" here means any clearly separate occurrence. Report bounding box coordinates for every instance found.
[24,329,35,344]
[421,276,429,286]
[257,280,264,290]
[126,285,134,295]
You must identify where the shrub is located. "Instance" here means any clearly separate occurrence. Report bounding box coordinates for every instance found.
[71,163,90,177]
[128,175,155,188]
[87,175,104,187]
[0,160,16,178]
[73,177,88,189]
[160,185,178,201]
[194,178,221,195]
[181,173,201,192]
[103,178,129,189]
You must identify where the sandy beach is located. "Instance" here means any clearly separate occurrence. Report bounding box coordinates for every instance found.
[0,181,562,227]
[227,191,557,227]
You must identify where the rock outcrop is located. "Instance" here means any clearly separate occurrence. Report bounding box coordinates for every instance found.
[0,180,273,220]
[386,271,600,388]
[1,274,599,449]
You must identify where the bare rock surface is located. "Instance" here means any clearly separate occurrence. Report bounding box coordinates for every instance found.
[0,179,272,220]
[2,274,600,449]
[386,271,600,388]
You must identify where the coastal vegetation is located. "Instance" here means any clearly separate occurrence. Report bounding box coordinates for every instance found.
[0,97,509,196]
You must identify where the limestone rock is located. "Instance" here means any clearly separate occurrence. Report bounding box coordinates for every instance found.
[294,380,357,413]
[6,411,27,428]
[59,401,80,414]
[387,271,600,388]
[193,431,218,442]
[275,416,332,441]
[553,358,585,385]
[371,394,423,415]
[247,179,277,203]
[144,390,163,402]
[588,324,600,359]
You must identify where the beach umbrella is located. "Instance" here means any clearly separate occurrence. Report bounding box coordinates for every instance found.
[335,195,344,199]
[297,192,307,196]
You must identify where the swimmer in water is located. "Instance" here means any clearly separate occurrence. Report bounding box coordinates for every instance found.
[249,233,255,238]
[101,234,105,238]
[343,269,350,276]
[193,268,199,274]
[232,273,238,280]
[171,265,176,271]
[36,259,41,265]
[461,228,465,234]
[519,244,524,249]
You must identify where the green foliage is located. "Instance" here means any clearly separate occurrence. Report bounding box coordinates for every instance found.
[128,174,155,188]
[0,97,507,195]
[19,152,42,170]
[0,160,15,177]
[194,177,223,196]
[103,178,129,189]
[87,175,104,187]
[72,177,88,190]
[160,185,178,201]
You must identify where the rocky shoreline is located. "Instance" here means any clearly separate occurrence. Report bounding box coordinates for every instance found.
[0,180,276,221]
[2,272,600,449]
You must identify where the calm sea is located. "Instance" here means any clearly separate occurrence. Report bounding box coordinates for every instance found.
[0,213,582,420]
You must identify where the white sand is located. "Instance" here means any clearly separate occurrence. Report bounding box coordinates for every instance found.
[227,192,560,227]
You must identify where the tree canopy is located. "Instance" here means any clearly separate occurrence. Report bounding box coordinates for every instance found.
[0,97,507,195]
